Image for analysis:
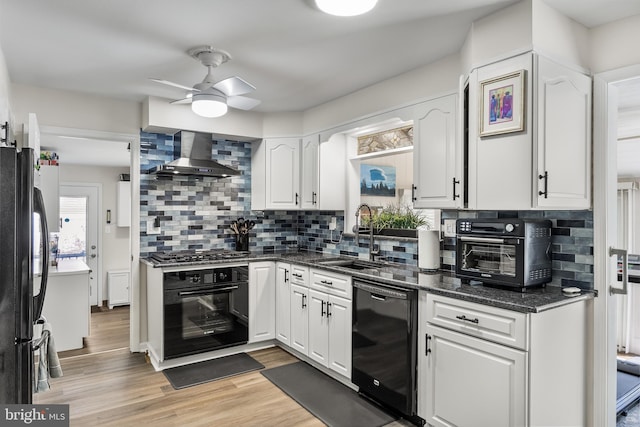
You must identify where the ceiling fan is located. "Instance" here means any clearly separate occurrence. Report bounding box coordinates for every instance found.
[150,46,260,118]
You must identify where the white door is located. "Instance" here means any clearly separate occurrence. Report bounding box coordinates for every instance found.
[593,66,640,425]
[275,263,291,345]
[327,294,351,378]
[308,289,329,367]
[60,184,101,306]
[291,283,309,355]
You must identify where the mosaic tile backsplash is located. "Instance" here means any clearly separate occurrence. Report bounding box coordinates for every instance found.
[139,131,593,289]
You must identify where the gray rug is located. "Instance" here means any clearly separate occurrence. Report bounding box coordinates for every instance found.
[163,353,264,389]
[261,362,396,427]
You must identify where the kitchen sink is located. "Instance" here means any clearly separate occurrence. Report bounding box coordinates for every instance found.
[317,259,383,270]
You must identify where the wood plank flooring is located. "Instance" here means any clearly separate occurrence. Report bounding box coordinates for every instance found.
[34,306,413,427]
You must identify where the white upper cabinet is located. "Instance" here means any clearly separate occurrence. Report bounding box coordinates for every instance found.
[468,52,591,210]
[300,135,319,209]
[116,181,131,227]
[252,134,346,211]
[265,138,301,210]
[534,55,591,209]
[413,93,461,209]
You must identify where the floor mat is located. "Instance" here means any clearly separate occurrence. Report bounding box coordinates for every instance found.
[261,361,396,427]
[163,353,264,390]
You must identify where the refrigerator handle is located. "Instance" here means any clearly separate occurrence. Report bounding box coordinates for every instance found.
[33,187,49,321]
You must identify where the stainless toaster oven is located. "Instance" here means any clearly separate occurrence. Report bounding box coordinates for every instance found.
[455,218,552,290]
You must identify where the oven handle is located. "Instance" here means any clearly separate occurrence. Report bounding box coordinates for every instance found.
[179,286,239,296]
[458,236,508,244]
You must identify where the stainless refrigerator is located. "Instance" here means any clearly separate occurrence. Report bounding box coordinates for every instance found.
[0,144,49,404]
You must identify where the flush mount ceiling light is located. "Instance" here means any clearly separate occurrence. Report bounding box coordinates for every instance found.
[191,90,228,118]
[315,0,378,16]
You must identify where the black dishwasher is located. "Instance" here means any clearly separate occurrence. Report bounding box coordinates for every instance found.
[352,278,420,424]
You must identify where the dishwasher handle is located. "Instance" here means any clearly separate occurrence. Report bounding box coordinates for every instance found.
[354,280,408,300]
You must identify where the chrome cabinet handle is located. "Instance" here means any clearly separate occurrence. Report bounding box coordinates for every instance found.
[302,294,307,309]
[295,192,299,205]
[326,302,332,317]
[412,184,417,202]
[425,334,432,356]
[321,300,326,317]
[320,280,333,285]
[610,247,629,295]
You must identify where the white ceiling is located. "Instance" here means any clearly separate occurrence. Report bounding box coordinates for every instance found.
[1,0,639,170]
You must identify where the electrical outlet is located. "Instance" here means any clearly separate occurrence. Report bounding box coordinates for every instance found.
[147,220,161,235]
[329,217,337,231]
[443,219,457,237]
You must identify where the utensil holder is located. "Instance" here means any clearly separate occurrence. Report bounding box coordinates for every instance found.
[236,233,249,251]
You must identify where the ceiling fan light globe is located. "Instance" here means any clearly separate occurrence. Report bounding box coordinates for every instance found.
[191,93,228,118]
[315,0,377,16]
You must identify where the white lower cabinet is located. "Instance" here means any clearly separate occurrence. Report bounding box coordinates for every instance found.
[418,293,589,427]
[248,262,275,343]
[275,262,291,345]
[308,268,352,378]
[290,282,309,355]
[424,324,526,427]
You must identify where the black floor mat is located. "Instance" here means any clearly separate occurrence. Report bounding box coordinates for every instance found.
[261,361,396,427]
[163,353,264,390]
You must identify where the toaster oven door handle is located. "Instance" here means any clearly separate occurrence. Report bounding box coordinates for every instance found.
[459,236,507,244]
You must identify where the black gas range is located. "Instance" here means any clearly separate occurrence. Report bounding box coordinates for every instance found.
[148,249,251,267]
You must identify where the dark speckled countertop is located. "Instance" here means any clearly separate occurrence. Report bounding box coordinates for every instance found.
[143,250,594,314]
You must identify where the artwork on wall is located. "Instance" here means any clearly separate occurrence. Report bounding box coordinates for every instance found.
[360,164,396,197]
[479,70,525,137]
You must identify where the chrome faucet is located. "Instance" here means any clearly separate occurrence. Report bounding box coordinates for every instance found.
[355,203,380,261]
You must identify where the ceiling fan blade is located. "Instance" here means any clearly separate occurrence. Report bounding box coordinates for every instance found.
[170,97,192,105]
[150,78,198,92]
[227,95,261,110]
[213,76,256,96]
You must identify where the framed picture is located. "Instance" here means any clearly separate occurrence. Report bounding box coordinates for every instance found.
[360,164,396,197]
[479,70,525,137]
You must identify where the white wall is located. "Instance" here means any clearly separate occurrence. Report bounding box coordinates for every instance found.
[303,54,461,135]
[59,164,130,303]
[11,83,141,134]
[0,36,12,134]
[590,14,640,74]
[460,0,533,74]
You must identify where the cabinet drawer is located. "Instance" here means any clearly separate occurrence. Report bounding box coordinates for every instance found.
[310,269,351,299]
[290,264,309,287]
[426,294,528,350]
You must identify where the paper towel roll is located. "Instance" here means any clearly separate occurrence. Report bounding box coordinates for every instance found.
[418,229,440,270]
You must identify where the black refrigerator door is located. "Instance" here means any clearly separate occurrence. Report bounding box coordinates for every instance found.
[33,186,49,322]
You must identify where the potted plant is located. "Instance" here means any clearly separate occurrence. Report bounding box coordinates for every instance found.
[361,203,426,238]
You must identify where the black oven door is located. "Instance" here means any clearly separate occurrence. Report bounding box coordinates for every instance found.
[456,236,523,287]
[164,280,249,359]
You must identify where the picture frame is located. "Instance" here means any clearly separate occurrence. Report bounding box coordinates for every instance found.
[360,164,396,197]
[479,70,525,137]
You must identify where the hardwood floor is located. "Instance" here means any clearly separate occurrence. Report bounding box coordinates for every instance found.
[34,306,412,427]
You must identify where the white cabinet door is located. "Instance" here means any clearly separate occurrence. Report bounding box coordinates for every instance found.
[535,55,591,209]
[327,294,352,378]
[424,324,526,427]
[291,283,309,356]
[248,262,275,343]
[413,94,460,209]
[308,288,329,367]
[275,262,291,345]
[116,181,131,227]
[107,270,130,309]
[301,135,319,209]
[265,138,301,209]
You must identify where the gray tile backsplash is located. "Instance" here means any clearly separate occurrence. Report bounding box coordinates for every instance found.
[139,131,593,289]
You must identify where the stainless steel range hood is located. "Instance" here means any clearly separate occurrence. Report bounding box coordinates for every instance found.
[150,131,240,177]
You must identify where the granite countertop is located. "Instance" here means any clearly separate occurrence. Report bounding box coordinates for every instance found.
[143,251,594,314]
